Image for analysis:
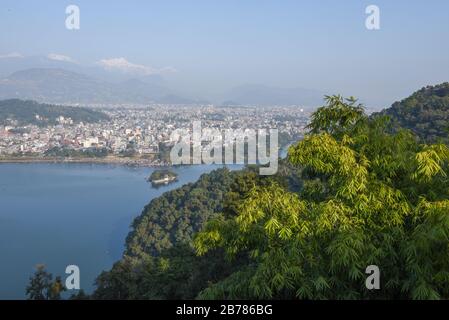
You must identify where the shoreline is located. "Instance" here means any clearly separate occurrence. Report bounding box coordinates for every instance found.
[0,157,170,167]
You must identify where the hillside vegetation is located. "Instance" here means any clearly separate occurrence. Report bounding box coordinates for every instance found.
[26,88,449,300]
[0,99,109,126]
[91,95,449,300]
[375,83,449,143]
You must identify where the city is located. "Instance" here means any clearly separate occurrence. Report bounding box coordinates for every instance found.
[0,104,309,165]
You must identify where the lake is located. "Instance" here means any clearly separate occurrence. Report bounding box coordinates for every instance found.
[0,163,238,299]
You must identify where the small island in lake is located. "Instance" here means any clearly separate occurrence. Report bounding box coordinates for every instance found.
[147,169,178,186]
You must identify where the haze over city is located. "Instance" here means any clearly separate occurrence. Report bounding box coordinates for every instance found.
[1,0,449,108]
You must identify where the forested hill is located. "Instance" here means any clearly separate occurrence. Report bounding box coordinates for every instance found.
[125,168,237,258]
[0,99,109,126]
[125,164,299,259]
[92,163,301,299]
[88,95,449,300]
[374,82,449,143]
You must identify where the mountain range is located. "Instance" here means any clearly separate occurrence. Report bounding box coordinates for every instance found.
[0,55,325,107]
[0,68,204,105]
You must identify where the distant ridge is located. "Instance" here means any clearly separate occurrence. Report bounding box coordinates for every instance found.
[0,99,109,126]
[0,68,203,105]
[0,67,325,107]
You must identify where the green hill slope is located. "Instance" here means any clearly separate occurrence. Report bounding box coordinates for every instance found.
[0,99,109,126]
[375,83,449,142]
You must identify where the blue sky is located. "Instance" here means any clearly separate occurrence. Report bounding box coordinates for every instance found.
[1,0,449,106]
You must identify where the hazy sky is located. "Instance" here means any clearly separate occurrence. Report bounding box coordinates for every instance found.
[1,0,449,107]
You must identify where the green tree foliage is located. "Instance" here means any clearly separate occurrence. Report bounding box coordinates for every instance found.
[195,95,449,300]
[93,245,246,300]
[26,265,66,300]
[48,276,66,300]
[92,165,301,299]
[26,265,52,300]
[374,83,449,143]
[158,142,172,163]
[69,289,90,300]
[149,169,177,182]
[125,168,243,258]
[92,93,448,300]
[93,168,263,299]
[0,99,109,126]
[44,146,109,158]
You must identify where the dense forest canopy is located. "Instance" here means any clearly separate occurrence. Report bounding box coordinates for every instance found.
[26,86,449,300]
[124,166,297,259]
[126,168,237,258]
[194,95,449,299]
[90,94,449,300]
[374,83,449,143]
[92,164,300,299]
[0,99,109,126]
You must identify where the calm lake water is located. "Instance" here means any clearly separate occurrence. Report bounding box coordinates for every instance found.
[0,163,238,299]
